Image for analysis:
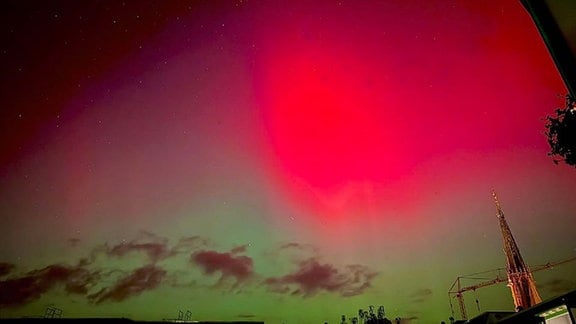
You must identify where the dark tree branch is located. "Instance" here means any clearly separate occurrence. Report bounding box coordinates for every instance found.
[545,95,576,166]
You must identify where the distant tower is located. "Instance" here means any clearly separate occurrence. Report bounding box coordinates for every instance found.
[492,190,542,311]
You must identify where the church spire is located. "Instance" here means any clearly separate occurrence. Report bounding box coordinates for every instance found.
[492,189,542,311]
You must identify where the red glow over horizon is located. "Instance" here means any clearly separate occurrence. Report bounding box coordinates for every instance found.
[263,47,407,190]
[251,0,566,224]
[253,9,414,218]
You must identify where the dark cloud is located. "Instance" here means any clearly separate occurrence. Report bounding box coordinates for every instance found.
[279,242,307,250]
[89,265,166,304]
[171,236,211,255]
[2,233,380,309]
[0,264,99,308]
[107,241,171,262]
[67,238,81,247]
[278,242,316,254]
[0,262,15,277]
[0,233,249,308]
[264,242,317,265]
[540,278,576,294]
[231,245,248,254]
[409,288,433,303]
[105,231,171,263]
[0,275,43,308]
[264,258,377,297]
[192,249,254,286]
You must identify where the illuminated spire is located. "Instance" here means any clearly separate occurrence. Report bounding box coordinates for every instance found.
[491,189,542,311]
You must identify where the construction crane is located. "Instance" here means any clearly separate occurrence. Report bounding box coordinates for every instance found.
[448,189,574,320]
[448,255,576,320]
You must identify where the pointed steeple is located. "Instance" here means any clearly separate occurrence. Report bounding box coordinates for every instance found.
[491,189,541,311]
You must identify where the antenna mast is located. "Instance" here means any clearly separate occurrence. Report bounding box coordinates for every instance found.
[492,189,541,311]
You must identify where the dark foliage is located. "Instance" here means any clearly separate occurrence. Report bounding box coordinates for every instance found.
[545,96,576,166]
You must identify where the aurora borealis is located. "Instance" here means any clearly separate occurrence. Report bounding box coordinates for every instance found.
[1,1,576,323]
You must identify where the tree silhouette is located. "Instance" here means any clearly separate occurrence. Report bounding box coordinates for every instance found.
[545,95,576,167]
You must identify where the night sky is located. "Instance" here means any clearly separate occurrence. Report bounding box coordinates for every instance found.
[1,1,575,323]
